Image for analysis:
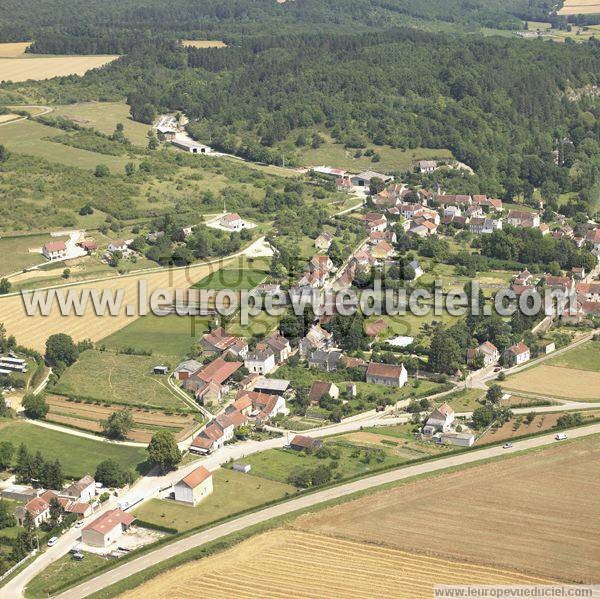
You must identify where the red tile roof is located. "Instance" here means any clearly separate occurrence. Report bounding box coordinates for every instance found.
[84,509,134,534]
[44,241,66,252]
[180,466,212,489]
[366,362,404,379]
[197,358,242,385]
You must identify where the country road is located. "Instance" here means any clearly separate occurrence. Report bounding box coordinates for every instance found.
[51,423,600,599]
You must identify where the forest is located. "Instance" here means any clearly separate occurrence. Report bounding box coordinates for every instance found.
[5,26,598,210]
[0,0,556,49]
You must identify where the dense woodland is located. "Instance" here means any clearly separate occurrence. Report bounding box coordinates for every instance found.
[5,26,599,212]
[0,0,559,49]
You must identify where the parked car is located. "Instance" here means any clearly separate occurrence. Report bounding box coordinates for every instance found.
[555,433,567,441]
[72,552,84,561]
[502,443,513,449]
[47,537,58,547]
[494,367,502,372]
[75,520,84,528]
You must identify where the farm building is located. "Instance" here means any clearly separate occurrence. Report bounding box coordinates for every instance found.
[82,509,135,548]
[251,377,290,395]
[173,466,213,506]
[418,160,438,173]
[351,171,394,187]
[171,138,213,154]
[289,435,323,452]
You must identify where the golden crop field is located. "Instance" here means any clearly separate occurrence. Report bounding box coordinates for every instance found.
[181,40,227,48]
[503,364,600,400]
[295,436,600,583]
[0,259,231,352]
[558,0,600,14]
[118,530,551,599]
[0,56,119,82]
[0,42,32,57]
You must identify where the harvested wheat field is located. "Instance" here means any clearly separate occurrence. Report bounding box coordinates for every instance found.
[0,56,119,82]
[295,436,600,583]
[0,42,31,57]
[118,530,552,599]
[503,364,600,401]
[181,40,227,48]
[0,259,231,352]
[559,0,600,14]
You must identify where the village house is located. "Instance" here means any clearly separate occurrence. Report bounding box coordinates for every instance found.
[585,228,600,253]
[504,342,530,366]
[466,341,499,367]
[545,274,575,293]
[173,226,194,241]
[310,254,335,273]
[300,324,333,357]
[308,348,343,372]
[336,177,353,192]
[82,509,135,549]
[369,230,397,245]
[79,240,97,254]
[190,420,226,453]
[443,205,462,219]
[15,497,50,527]
[289,435,323,452]
[469,217,502,235]
[108,239,129,253]
[42,241,68,261]
[173,466,213,506]
[418,160,438,173]
[200,327,248,358]
[371,240,394,261]
[315,232,333,251]
[219,212,245,231]
[297,268,327,289]
[244,343,276,375]
[422,403,455,435]
[232,390,288,421]
[39,490,93,520]
[365,362,408,387]
[351,170,394,188]
[308,381,339,406]
[506,210,540,228]
[62,474,96,503]
[263,333,291,364]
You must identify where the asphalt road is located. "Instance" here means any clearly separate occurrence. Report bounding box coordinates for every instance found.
[53,423,600,599]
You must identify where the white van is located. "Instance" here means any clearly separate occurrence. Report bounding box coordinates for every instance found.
[555,433,567,441]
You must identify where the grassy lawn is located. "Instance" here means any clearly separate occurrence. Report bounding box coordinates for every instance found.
[545,340,600,372]
[133,468,296,532]
[297,137,453,173]
[25,552,110,599]
[226,310,280,338]
[52,102,152,147]
[0,119,132,173]
[52,350,187,410]
[239,440,404,485]
[0,420,148,478]
[0,233,50,276]
[440,388,485,411]
[192,267,268,291]
[100,314,211,360]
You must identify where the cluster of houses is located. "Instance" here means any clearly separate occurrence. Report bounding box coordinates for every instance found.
[41,231,98,262]
[509,268,600,321]
[5,475,97,528]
